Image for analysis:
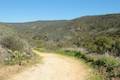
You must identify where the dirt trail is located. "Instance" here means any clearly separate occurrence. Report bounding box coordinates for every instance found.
[8,50,90,80]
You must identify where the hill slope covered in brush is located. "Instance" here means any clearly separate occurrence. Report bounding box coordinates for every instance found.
[0,13,120,56]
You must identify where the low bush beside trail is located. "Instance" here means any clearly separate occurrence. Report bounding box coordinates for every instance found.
[57,50,120,80]
[0,35,38,65]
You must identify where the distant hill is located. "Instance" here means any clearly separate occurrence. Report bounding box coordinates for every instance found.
[0,13,120,51]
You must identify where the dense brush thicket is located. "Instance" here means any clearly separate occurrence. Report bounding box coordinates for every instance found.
[70,14,120,57]
[83,36,120,57]
[0,28,33,65]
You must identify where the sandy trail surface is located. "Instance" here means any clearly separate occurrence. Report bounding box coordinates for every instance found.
[8,50,90,80]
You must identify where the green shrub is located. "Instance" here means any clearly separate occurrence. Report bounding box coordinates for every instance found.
[64,50,77,57]
[89,55,120,79]
[84,42,97,53]
[94,55,120,67]
[94,36,113,54]
[62,50,87,59]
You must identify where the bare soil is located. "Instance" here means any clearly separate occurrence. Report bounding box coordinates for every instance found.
[6,50,91,80]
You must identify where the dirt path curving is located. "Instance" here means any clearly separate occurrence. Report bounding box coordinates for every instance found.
[7,50,91,80]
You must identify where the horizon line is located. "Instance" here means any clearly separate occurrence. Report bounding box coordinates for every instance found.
[0,12,119,23]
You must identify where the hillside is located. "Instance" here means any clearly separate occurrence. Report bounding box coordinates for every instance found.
[0,13,120,80]
[0,13,120,54]
[1,14,118,50]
